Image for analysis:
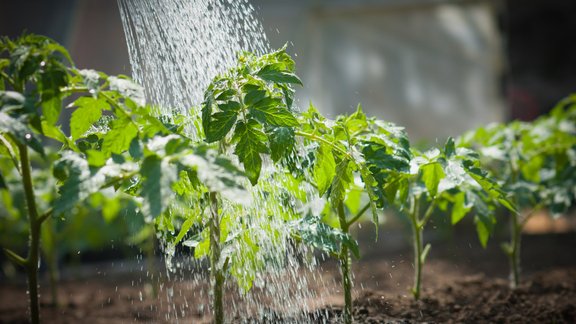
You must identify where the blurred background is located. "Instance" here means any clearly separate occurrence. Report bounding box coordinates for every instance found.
[1,3,575,321]
[2,0,575,142]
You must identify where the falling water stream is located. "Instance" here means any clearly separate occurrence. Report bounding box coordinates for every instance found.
[117,0,333,322]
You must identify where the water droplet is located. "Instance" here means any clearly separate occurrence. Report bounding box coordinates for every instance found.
[25,134,32,140]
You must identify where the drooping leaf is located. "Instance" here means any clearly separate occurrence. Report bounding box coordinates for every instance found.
[268,127,295,162]
[358,164,380,227]
[451,191,470,224]
[313,143,336,196]
[53,152,102,215]
[444,137,456,158]
[290,214,360,259]
[140,155,177,219]
[0,111,44,156]
[330,159,353,205]
[232,119,268,185]
[205,110,237,143]
[179,147,250,205]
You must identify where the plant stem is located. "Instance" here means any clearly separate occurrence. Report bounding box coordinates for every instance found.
[145,230,158,297]
[294,130,353,160]
[209,192,224,324]
[19,143,41,324]
[337,201,353,324]
[47,248,59,307]
[42,221,60,307]
[409,197,423,300]
[346,202,371,228]
[508,211,522,289]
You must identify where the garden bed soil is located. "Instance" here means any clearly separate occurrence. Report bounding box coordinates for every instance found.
[1,230,575,323]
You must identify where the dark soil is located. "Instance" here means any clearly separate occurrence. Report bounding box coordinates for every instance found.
[1,229,575,323]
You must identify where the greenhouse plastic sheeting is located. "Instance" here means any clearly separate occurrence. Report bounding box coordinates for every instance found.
[257,1,505,141]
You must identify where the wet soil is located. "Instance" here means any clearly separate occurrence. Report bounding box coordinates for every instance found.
[1,230,575,323]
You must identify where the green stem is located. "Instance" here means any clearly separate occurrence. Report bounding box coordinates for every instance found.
[409,197,424,300]
[507,160,522,289]
[337,201,353,324]
[46,248,59,307]
[38,209,53,224]
[508,211,522,289]
[19,143,41,324]
[145,229,158,297]
[294,130,353,160]
[209,192,224,324]
[346,202,371,228]
[419,200,437,228]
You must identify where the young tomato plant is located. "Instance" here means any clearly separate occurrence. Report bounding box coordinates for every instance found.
[291,104,411,323]
[366,135,515,299]
[459,98,576,288]
[189,45,303,323]
[0,35,249,324]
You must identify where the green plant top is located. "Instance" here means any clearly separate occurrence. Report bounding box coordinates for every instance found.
[201,45,302,185]
[372,137,516,246]
[458,98,576,216]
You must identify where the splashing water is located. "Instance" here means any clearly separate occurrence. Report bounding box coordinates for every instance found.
[118,0,269,117]
[118,0,333,321]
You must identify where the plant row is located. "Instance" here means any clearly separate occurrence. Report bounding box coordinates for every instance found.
[1,35,574,324]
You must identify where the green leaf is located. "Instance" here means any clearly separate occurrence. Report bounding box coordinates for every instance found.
[173,217,195,246]
[42,96,61,125]
[233,119,268,185]
[463,161,517,213]
[421,162,445,198]
[313,143,336,196]
[358,164,380,227]
[140,156,177,219]
[330,159,353,204]
[291,214,359,258]
[257,64,303,86]
[268,127,295,162]
[0,112,44,156]
[53,152,103,215]
[179,147,250,205]
[475,216,492,248]
[102,197,121,223]
[70,97,108,140]
[451,191,470,224]
[444,137,456,158]
[244,90,267,106]
[102,117,138,155]
[41,120,74,148]
[251,98,299,127]
[205,110,237,143]
[86,149,107,167]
